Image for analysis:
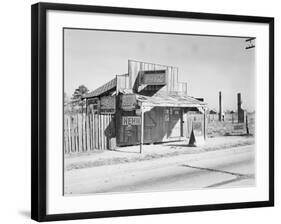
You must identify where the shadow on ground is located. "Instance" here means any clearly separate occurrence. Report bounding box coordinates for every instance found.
[181,164,255,188]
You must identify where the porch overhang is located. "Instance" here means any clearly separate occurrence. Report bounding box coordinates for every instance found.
[136,94,207,110]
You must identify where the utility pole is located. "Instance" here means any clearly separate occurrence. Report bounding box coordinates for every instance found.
[245,37,256,50]
[219,91,222,121]
[140,105,144,154]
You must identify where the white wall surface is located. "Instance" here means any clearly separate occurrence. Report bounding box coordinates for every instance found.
[0,0,279,223]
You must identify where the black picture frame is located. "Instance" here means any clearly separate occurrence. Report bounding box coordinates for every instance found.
[31,2,274,222]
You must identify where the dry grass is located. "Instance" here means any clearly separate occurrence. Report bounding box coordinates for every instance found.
[207,113,255,137]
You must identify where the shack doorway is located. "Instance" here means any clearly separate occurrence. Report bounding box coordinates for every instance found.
[167,108,182,139]
[143,107,182,143]
[183,110,205,139]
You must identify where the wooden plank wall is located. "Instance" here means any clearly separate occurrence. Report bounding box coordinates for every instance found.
[116,61,188,96]
[127,60,180,93]
[64,113,114,154]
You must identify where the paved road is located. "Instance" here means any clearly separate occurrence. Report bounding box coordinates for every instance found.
[64,145,255,195]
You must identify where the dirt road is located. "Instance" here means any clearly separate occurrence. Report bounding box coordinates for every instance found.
[64,145,255,195]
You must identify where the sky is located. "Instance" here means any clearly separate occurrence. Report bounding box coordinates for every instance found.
[64,29,255,112]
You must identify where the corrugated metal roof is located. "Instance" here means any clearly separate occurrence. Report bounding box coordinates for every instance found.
[136,94,207,108]
[83,78,117,98]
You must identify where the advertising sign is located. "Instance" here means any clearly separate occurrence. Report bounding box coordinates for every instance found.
[120,94,137,111]
[233,123,245,130]
[87,98,99,105]
[87,98,100,111]
[135,109,142,116]
[100,96,115,114]
[232,123,246,134]
[189,121,205,146]
[193,121,203,136]
[141,70,166,85]
[122,116,141,126]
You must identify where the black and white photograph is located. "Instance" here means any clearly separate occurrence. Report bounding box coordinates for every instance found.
[63,28,256,195]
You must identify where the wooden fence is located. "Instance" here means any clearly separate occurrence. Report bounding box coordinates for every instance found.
[64,113,114,154]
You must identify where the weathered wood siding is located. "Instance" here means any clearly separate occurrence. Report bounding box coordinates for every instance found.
[64,113,114,153]
[128,60,182,93]
[116,60,187,96]
[117,107,184,146]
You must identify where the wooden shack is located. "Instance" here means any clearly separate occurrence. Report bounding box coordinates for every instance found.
[82,60,207,150]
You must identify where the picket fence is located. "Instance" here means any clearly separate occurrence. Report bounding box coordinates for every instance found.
[64,113,114,154]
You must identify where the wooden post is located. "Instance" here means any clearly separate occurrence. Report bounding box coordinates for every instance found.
[81,101,84,151]
[140,105,144,154]
[219,91,222,121]
[203,108,206,140]
[85,99,88,151]
[246,111,249,135]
